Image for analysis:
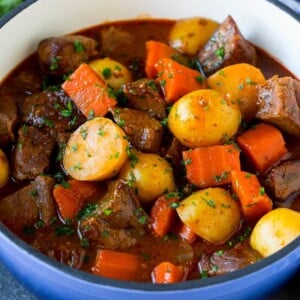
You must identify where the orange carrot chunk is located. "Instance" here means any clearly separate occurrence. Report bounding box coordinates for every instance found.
[62,63,117,118]
[178,223,197,244]
[145,40,181,78]
[151,195,179,237]
[155,58,206,103]
[231,170,273,220]
[92,249,141,281]
[236,123,287,174]
[182,144,240,188]
[53,179,101,220]
[152,261,185,284]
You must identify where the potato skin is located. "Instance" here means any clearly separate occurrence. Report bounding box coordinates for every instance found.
[119,151,175,203]
[169,17,219,56]
[250,208,300,257]
[63,117,129,181]
[176,187,241,244]
[168,89,241,148]
[89,58,132,91]
[207,63,265,121]
[0,149,9,188]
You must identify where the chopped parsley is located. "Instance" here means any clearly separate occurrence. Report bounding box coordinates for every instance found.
[215,46,225,59]
[73,40,85,53]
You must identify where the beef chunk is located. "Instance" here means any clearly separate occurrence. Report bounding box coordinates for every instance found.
[198,243,261,276]
[37,35,98,76]
[21,90,85,135]
[0,94,19,148]
[256,76,300,137]
[13,126,55,181]
[198,15,256,76]
[122,79,167,121]
[0,175,56,230]
[32,233,85,269]
[111,107,163,153]
[265,160,300,201]
[79,179,150,250]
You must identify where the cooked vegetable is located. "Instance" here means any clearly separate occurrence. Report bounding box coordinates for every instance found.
[145,40,185,78]
[92,249,141,280]
[178,223,197,244]
[176,187,241,244]
[237,123,288,174]
[169,17,219,55]
[0,149,9,188]
[168,89,241,147]
[89,57,132,91]
[152,261,186,284]
[250,208,300,257]
[182,144,240,188]
[151,195,179,237]
[53,179,103,220]
[119,151,176,203]
[231,170,272,220]
[63,117,129,181]
[155,58,206,103]
[207,63,265,121]
[62,63,117,118]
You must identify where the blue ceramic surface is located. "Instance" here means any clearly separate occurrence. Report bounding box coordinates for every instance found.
[0,1,299,299]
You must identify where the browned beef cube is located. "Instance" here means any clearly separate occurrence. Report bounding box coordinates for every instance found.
[122,79,167,121]
[37,35,98,76]
[111,107,163,153]
[256,76,300,137]
[13,126,55,181]
[79,179,150,250]
[198,15,256,76]
[21,90,85,134]
[0,94,19,148]
[265,160,300,201]
[198,243,261,276]
[0,175,56,230]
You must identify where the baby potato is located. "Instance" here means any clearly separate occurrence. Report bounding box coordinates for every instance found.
[89,58,132,91]
[119,151,175,203]
[207,63,265,121]
[176,187,241,244]
[63,117,129,181]
[169,17,219,55]
[0,148,9,188]
[168,89,241,148]
[250,208,300,257]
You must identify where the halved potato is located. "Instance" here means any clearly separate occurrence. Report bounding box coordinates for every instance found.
[250,208,300,257]
[63,117,129,181]
[176,187,241,244]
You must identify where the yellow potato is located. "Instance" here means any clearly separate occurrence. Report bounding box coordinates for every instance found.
[63,117,129,181]
[250,208,300,257]
[169,17,219,55]
[167,89,241,148]
[89,57,132,91]
[176,187,241,244]
[119,151,175,203]
[0,149,9,188]
[207,63,266,121]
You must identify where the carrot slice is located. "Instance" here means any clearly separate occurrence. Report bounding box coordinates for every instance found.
[152,261,185,284]
[145,40,182,78]
[62,63,117,118]
[236,123,287,174]
[53,179,101,220]
[151,195,179,237]
[92,249,141,281]
[155,58,206,103]
[231,170,273,220]
[178,223,197,244]
[182,144,240,188]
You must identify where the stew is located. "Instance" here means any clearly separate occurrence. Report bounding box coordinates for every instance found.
[0,16,300,283]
